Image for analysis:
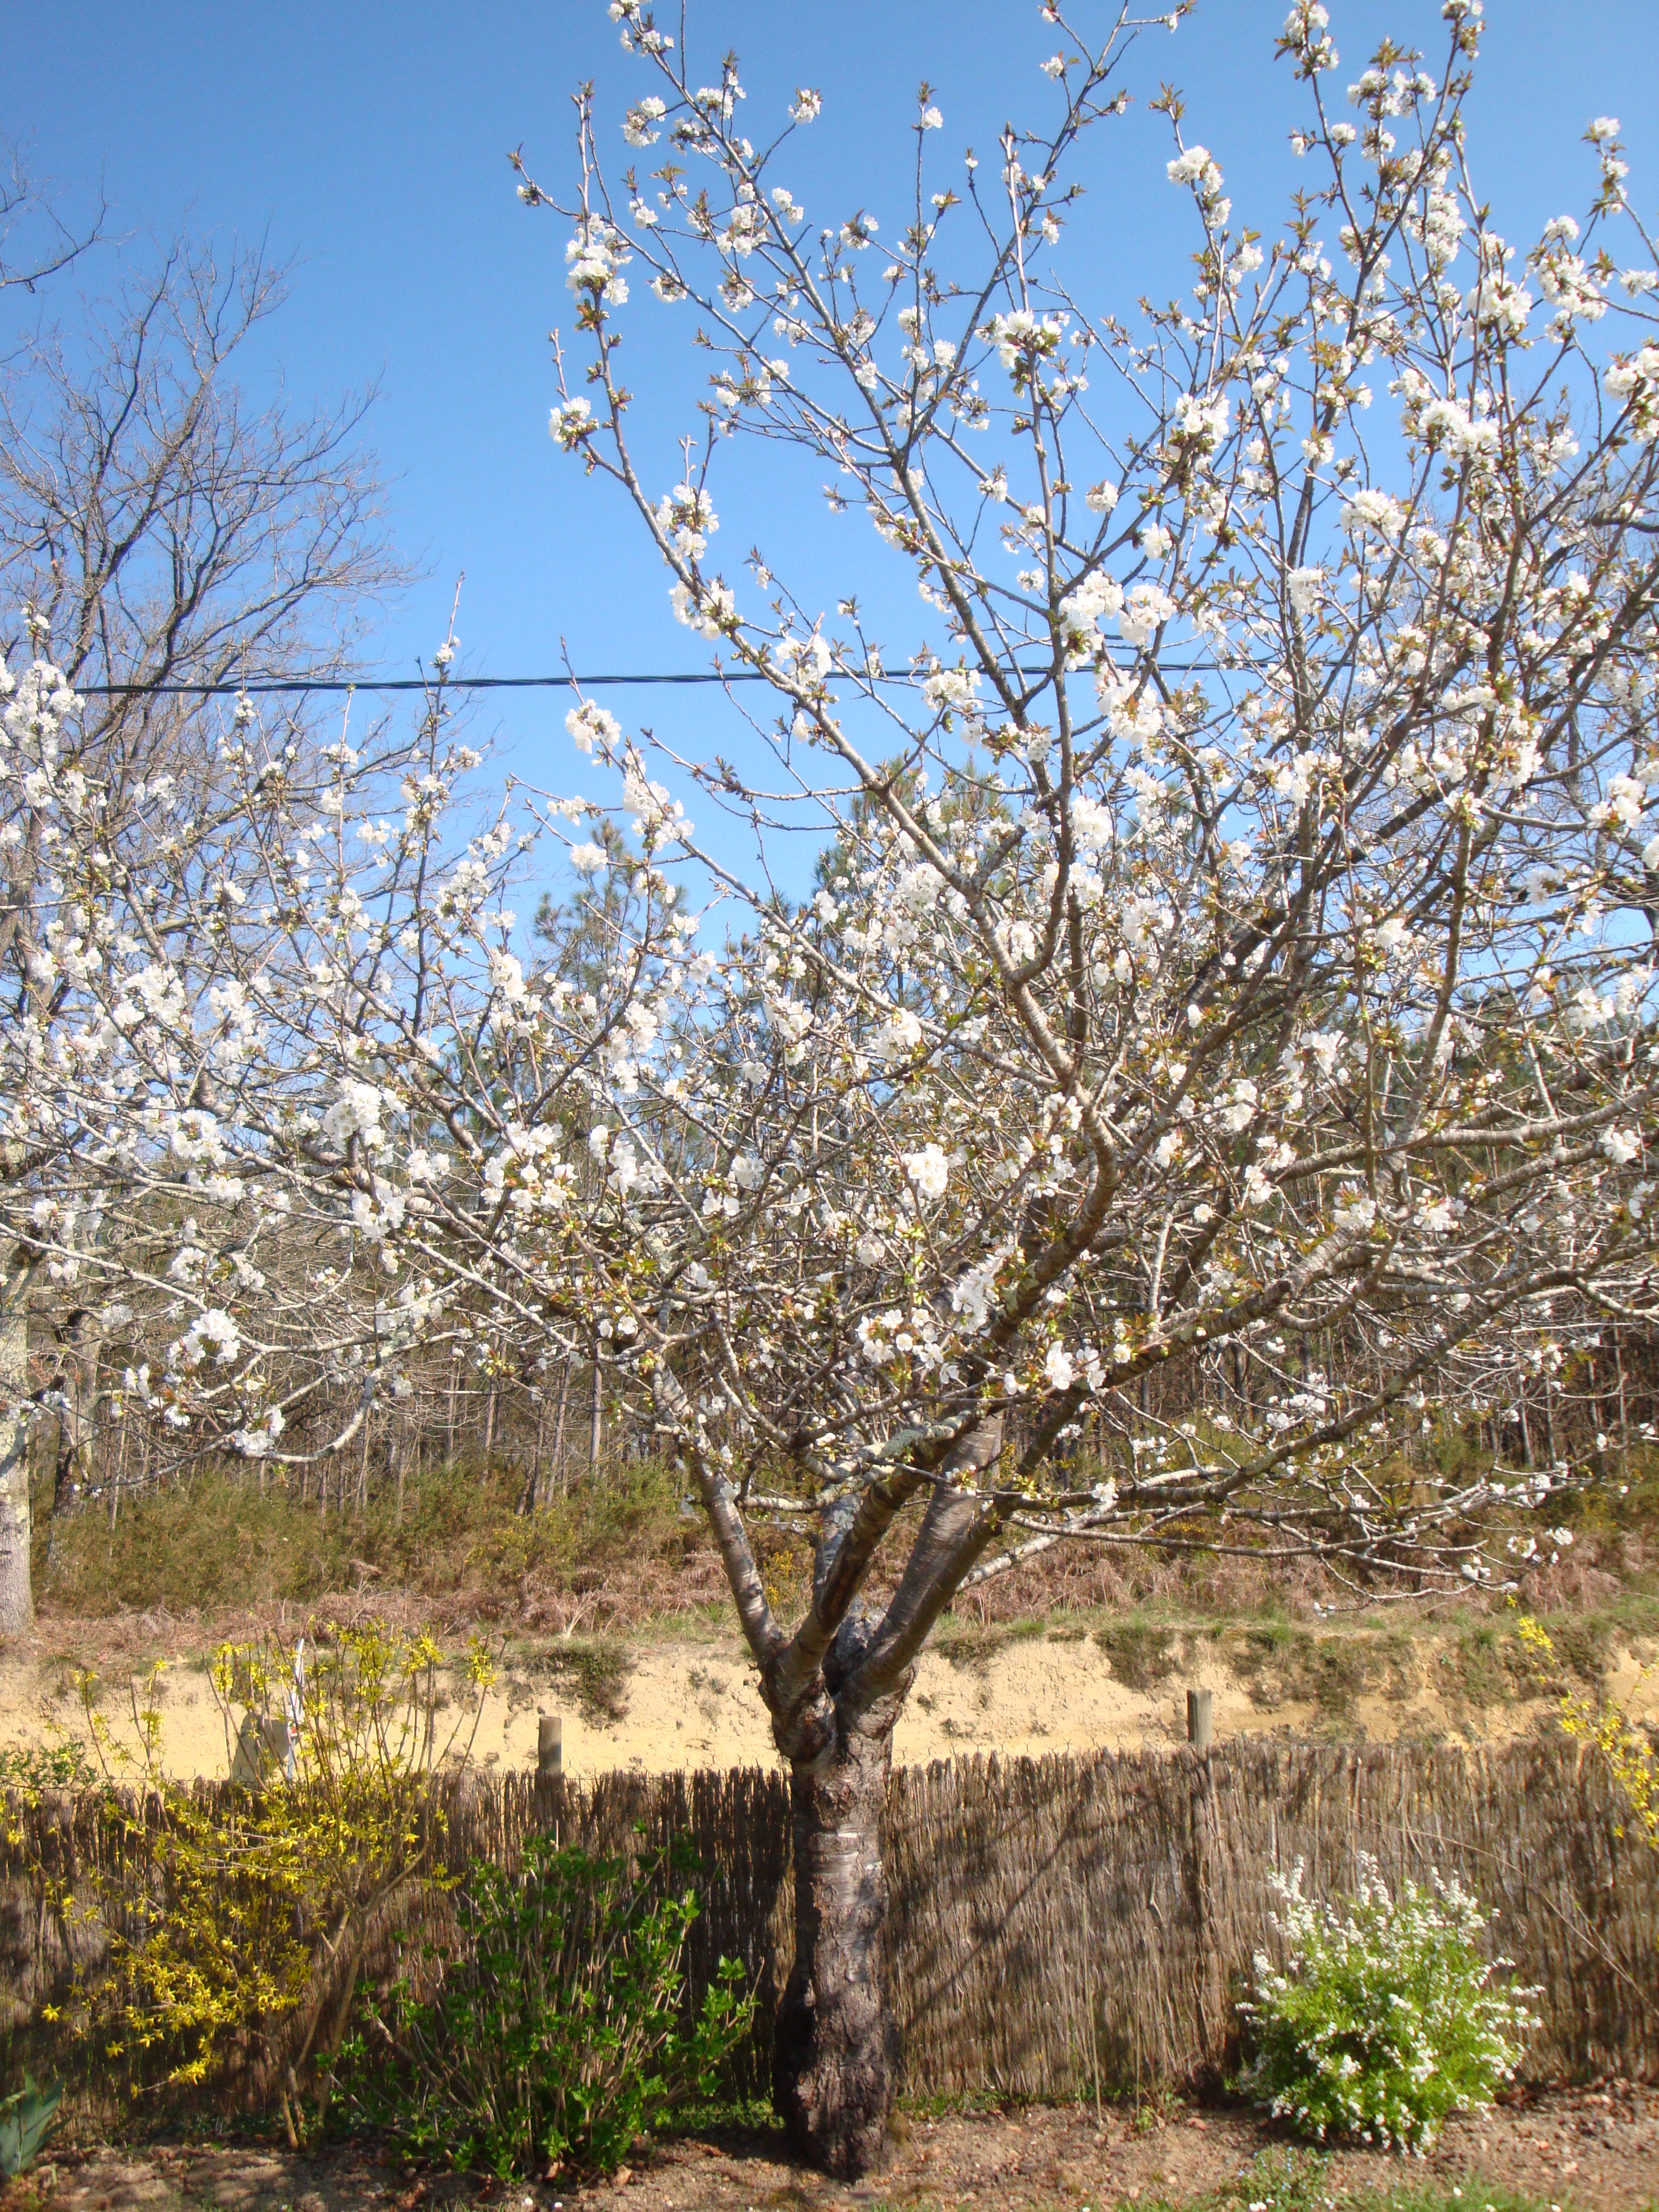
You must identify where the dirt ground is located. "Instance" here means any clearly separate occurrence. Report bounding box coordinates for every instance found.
[6,1621,1657,1781]
[7,2088,1658,2212]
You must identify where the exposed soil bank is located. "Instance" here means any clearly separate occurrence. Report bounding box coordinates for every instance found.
[5,1615,1654,1780]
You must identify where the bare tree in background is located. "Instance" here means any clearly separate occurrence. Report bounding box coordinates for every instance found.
[0,236,400,768]
[0,136,102,305]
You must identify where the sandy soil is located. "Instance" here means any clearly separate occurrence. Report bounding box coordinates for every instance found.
[4,1621,1655,1781]
[6,2086,1658,2212]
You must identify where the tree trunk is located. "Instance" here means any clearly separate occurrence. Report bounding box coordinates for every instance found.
[50,1307,102,1529]
[0,1300,33,1634]
[546,1356,572,1504]
[773,1708,898,2179]
[587,1336,603,1473]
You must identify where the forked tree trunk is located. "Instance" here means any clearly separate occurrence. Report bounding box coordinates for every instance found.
[0,1301,32,1635]
[773,1708,899,2179]
[669,1392,1002,2182]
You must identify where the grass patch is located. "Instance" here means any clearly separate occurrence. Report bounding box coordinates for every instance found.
[1579,1587,1659,1641]
[1094,1618,1179,1692]
[1093,2147,1572,2212]
[1227,1624,1416,1720]
[660,2090,784,2137]
[1434,1623,1527,1710]
[934,1621,1017,1671]
[542,1637,634,1726]
[860,2143,1575,2212]
[1232,1623,1315,1711]
[1353,2194,1573,2212]
[1538,1614,1612,1684]
[893,2086,1020,2122]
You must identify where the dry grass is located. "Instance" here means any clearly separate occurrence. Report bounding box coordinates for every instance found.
[25,1443,1659,1677]
[33,1456,726,1641]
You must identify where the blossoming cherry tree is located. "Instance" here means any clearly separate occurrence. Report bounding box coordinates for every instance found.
[523,0,1659,2173]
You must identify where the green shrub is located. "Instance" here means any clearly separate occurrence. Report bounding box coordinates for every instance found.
[0,1742,97,1791]
[337,1835,752,2179]
[1241,1854,1538,2151]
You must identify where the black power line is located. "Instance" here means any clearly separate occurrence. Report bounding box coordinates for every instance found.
[76,671,776,697]
[75,660,1189,700]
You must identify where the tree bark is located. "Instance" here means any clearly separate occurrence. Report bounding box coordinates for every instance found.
[588,1333,603,1473]
[667,1384,1004,2181]
[50,1307,102,1528]
[773,1702,899,2179]
[0,1299,33,1634]
[548,1356,572,1502]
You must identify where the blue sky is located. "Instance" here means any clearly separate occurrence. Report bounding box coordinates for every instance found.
[8,0,1659,856]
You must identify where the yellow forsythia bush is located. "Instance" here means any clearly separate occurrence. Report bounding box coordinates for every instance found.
[25,1620,493,2141]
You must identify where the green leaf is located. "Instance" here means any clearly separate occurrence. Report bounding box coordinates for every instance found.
[0,2074,64,2179]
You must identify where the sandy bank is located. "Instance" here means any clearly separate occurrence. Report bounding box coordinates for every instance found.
[4,1614,1652,1780]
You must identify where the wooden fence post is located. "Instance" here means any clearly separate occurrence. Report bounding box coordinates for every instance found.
[1185,1686,1223,2082]
[537,1712,563,1778]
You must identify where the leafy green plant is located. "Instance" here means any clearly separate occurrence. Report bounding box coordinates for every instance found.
[0,1740,98,1792]
[338,1835,753,2178]
[1210,2146,1334,2212]
[1241,1854,1538,2151]
[0,2074,62,2179]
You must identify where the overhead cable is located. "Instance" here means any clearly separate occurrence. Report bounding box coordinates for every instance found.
[75,660,1198,700]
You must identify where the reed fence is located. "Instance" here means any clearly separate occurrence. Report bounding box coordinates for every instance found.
[4,1739,1656,2122]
